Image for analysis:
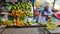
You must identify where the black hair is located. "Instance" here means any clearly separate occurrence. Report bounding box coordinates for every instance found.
[44,6,49,11]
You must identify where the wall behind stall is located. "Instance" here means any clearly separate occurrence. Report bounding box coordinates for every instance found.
[36,0,46,6]
[36,0,54,9]
[54,0,60,10]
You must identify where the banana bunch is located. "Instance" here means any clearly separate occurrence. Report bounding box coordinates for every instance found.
[12,2,31,11]
[25,3,31,10]
[9,9,26,17]
[24,21,33,26]
[9,9,16,16]
[13,18,24,26]
[24,11,33,17]
[2,20,13,26]
[16,10,26,17]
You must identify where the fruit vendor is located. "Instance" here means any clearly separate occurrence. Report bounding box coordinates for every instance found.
[43,5,52,21]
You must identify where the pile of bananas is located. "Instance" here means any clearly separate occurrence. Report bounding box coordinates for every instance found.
[9,2,33,17]
[13,18,24,26]
[2,20,13,26]
[24,21,33,26]
[0,18,35,26]
[24,11,33,17]
[12,2,31,11]
[9,9,26,17]
[0,18,13,26]
[9,9,16,16]
[16,10,26,17]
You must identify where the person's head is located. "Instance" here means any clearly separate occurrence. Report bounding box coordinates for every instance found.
[44,6,49,10]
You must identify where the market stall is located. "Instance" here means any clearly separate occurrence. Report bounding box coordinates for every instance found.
[0,0,60,32]
[0,0,34,28]
[0,0,60,34]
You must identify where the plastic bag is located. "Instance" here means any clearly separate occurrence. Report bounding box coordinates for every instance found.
[54,12,60,20]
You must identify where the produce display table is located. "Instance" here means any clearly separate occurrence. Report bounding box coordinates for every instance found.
[5,25,46,28]
[4,25,60,28]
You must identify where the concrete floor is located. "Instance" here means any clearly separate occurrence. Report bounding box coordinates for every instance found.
[0,29,4,34]
[0,27,49,34]
[0,27,60,34]
[46,27,60,34]
[1,28,40,34]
